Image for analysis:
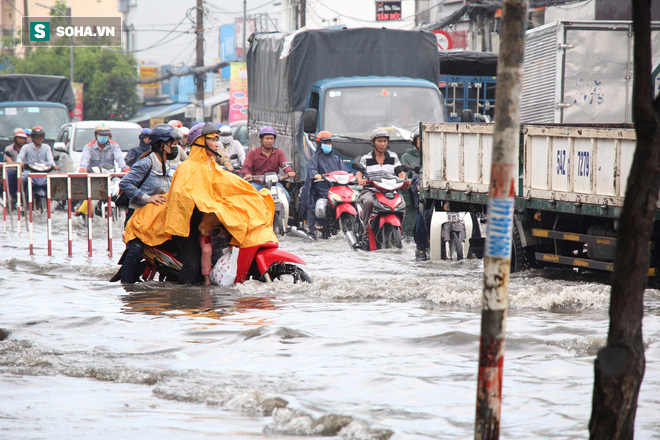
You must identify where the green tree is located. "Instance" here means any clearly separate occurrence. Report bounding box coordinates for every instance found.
[5,46,140,120]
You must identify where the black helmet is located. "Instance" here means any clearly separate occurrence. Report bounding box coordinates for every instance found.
[149,124,176,144]
[31,126,45,138]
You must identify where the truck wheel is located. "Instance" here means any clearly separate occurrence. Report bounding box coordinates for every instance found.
[450,231,464,260]
[511,225,528,273]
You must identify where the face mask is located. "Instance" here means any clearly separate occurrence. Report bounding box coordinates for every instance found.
[321,144,332,154]
[220,136,232,145]
[97,136,109,144]
[166,148,179,160]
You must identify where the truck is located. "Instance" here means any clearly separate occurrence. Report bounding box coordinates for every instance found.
[246,27,448,224]
[419,21,660,276]
[0,74,75,155]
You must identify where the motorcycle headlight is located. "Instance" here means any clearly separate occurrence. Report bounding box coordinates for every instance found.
[394,198,404,209]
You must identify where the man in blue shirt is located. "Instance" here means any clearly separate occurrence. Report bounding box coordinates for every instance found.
[78,123,129,172]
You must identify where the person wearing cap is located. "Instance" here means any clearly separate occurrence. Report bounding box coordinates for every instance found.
[218,125,245,166]
[124,127,152,167]
[2,129,29,200]
[355,127,407,231]
[242,126,295,202]
[79,122,129,173]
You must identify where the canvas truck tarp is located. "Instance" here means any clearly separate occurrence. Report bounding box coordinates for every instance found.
[0,74,76,112]
[247,27,440,114]
[438,50,498,76]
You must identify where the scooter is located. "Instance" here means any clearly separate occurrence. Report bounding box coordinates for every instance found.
[312,170,358,240]
[349,163,410,251]
[110,226,311,284]
[249,172,290,237]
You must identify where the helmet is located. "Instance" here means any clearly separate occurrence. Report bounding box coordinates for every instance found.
[31,126,45,138]
[202,122,220,137]
[370,128,390,142]
[219,125,232,136]
[140,127,152,135]
[316,130,333,143]
[14,130,27,139]
[94,122,111,135]
[410,126,420,146]
[187,122,206,146]
[259,126,277,139]
[13,127,24,135]
[149,124,176,145]
[180,127,189,136]
[168,120,183,128]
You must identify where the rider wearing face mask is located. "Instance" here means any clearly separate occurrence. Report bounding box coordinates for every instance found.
[218,125,245,166]
[79,123,129,173]
[123,122,277,285]
[119,124,178,283]
[300,131,349,232]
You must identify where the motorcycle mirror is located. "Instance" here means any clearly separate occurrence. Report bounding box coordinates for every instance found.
[394,165,407,175]
[413,165,421,174]
[351,162,365,173]
[230,154,239,160]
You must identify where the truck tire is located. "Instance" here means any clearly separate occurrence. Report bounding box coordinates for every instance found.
[511,225,528,273]
[450,231,464,260]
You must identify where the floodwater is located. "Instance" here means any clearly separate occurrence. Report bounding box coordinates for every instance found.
[1,211,659,439]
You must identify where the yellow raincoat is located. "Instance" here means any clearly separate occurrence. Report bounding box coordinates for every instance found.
[124,146,277,248]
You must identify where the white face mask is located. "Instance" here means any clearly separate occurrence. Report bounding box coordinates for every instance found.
[220,136,232,145]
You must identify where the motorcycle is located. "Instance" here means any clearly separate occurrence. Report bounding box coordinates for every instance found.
[312,170,359,240]
[110,226,311,284]
[249,172,290,237]
[349,163,410,251]
[23,162,55,213]
[75,164,123,220]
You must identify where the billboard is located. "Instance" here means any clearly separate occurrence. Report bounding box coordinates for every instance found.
[220,24,237,79]
[229,62,248,123]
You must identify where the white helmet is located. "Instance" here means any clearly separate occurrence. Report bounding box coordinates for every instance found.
[219,125,232,136]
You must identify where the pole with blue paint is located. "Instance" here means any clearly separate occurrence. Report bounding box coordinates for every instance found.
[474,0,528,439]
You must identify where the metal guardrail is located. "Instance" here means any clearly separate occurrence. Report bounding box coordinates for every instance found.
[1,165,125,258]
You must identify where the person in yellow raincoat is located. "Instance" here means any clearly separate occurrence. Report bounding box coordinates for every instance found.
[123,122,277,284]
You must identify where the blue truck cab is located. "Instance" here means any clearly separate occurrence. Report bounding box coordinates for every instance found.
[0,101,71,155]
[300,76,446,176]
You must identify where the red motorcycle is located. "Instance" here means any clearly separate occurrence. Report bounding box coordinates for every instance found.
[349,163,410,251]
[313,170,358,239]
[111,228,311,284]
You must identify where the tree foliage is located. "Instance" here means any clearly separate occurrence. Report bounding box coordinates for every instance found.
[5,47,140,120]
[2,0,139,120]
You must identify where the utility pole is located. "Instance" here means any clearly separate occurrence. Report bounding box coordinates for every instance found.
[242,0,247,60]
[300,0,306,28]
[196,0,205,121]
[23,0,28,16]
[474,0,528,439]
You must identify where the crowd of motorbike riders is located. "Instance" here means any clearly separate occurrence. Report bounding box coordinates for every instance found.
[2,119,432,285]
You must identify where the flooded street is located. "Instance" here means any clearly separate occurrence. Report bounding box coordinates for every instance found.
[1,212,659,439]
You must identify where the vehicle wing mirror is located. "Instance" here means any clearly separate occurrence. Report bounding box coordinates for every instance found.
[230,154,239,160]
[303,108,318,134]
[53,142,67,153]
[394,165,408,175]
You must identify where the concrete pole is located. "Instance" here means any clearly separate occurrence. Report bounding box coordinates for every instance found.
[474,1,528,439]
[196,0,205,121]
[242,0,247,60]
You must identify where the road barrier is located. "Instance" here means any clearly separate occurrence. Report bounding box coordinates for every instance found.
[1,163,24,231]
[2,168,125,258]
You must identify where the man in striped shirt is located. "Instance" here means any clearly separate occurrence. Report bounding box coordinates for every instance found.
[355,128,407,226]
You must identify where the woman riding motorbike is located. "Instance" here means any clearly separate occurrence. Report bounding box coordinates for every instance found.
[119,124,178,283]
[122,122,277,285]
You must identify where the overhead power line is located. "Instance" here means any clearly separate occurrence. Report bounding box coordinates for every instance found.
[111,61,229,85]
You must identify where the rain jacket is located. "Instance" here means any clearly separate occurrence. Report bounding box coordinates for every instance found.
[125,145,277,248]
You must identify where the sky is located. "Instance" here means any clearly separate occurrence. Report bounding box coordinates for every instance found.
[130,0,281,67]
